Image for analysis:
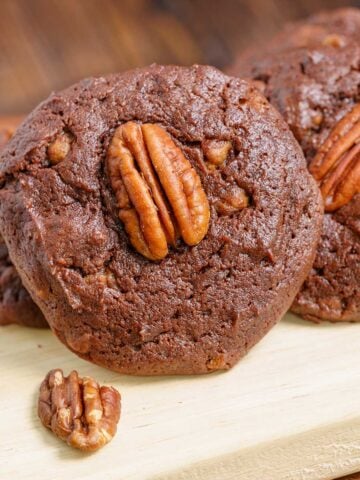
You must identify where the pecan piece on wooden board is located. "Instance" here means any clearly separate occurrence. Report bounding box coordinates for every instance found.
[107,122,210,260]
[38,369,121,452]
[309,104,360,212]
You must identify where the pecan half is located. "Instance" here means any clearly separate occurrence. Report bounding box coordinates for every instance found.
[107,122,210,260]
[38,369,121,452]
[309,104,360,212]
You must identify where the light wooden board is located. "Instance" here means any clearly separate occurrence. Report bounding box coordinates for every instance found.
[1,313,360,480]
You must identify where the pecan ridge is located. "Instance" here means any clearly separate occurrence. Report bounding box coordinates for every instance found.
[309,103,360,212]
[38,369,121,452]
[107,122,210,260]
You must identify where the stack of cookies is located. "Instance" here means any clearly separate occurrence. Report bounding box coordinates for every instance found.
[0,7,358,378]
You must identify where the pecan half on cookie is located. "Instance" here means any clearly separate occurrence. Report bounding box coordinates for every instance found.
[309,104,360,212]
[38,369,121,451]
[107,122,210,260]
[0,65,322,374]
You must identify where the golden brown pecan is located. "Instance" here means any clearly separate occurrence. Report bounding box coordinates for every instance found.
[38,369,121,452]
[48,132,73,164]
[85,269,117,288]
[215,185,249,215]
[309,104,360,212]
[322,33,345,48]
[202,139,232,170]
[107,122,210,260]
[206,354,226,371]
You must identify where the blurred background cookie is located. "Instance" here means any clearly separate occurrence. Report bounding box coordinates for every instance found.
[232,7,360,70]
[229,8,360,322]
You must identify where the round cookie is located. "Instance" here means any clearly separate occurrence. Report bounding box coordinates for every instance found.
[230,21,360,322]
[0,118,48,328]
[235,8,360,72]
[0,65,322,374]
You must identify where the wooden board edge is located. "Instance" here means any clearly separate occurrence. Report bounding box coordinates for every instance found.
[153,417,360,480]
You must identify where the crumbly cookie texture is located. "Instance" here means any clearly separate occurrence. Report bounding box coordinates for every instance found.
[0,65,322,373]
[38,369,121,452]
[229,10,360,322]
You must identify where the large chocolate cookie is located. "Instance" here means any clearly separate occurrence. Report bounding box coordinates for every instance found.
[0,118,47,328]
[0,65,322,374]
[230,10,360,322]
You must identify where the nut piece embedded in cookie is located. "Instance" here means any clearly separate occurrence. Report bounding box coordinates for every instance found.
[202,139,232,169]
[38,369,121,452]
[309,103,360,212]
[107,122,210,260]
[48,132,73,164]
[216,185,249,216]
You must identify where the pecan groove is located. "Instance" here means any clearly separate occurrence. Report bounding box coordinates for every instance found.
[38,369,121,452]
[309,104,360,212]
[107,122,210,260]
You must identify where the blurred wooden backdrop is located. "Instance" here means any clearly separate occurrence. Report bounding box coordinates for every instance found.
[0,0,359,114]
[1,1,360,479]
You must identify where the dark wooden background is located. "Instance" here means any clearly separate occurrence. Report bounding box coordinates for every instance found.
[1,1,360,478]
[0,0,359,114]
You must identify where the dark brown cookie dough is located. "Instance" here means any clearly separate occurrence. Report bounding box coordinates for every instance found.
[230,11,360,322]
[0,118,48,328]
[0,65,322,374]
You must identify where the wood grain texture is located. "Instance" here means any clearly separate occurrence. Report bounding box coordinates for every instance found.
[0,0,359,114]
[2,313,360,479]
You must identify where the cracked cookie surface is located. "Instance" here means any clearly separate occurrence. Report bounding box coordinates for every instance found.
[0,65,322,373]
[230,9,360,322]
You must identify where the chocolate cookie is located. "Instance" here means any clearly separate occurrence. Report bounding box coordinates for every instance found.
[0,65,322,374]
[0,118,48,328]
[230,12,360,322]
[236,8,360,70]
